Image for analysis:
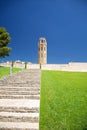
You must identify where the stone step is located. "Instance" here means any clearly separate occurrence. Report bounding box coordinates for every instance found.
[0,99,40,108]
[0,89,40,92]
[0,122,39,129]
[0,78,40,84]
[0,112,39,118]
[0,69,41,130]
[0,116,38,123]
[0,95,40,99]
[0,112,39,122]
[0,107,39,113]
[0,87,40,91]
[0,91,40,95]
[0,75,39,83]
[0,75,40,78]
[0,81,40,84]
[0,82,40,86]
[0,85,40,88]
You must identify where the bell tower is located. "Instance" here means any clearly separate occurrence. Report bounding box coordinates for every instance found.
[38,38,47,64]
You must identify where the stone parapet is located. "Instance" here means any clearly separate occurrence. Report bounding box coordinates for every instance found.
[0,62,87,72]
[27,64,40,69]
[41,62,87,72]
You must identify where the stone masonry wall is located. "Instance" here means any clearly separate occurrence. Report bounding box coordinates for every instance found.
[0,63,40,69]
[41,62,87,72]
[0,62,87,72]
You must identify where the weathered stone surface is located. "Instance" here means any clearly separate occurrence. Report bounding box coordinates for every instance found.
[0,69,41,130]
[0,122,39,129]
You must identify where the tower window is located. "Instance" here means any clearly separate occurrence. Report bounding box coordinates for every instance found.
[41,47,43,50]
[41,39,45,43]
[41,40,43,43]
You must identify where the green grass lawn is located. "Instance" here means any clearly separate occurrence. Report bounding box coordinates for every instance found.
[40,71,87,130]
[0,66,22,78]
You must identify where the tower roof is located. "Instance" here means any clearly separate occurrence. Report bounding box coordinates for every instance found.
[39,37,46,40]
[39,37,47,44]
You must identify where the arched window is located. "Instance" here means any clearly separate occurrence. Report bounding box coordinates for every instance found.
[41,47,43,50]
[41,40,44,43]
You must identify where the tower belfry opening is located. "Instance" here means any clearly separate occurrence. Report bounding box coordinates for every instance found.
[38,38,47,64]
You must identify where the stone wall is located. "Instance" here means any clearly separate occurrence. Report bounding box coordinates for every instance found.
[41,64,68,70]
[67,62,87,72]
[27,64,40,69]
[41,62,87,72]
[0,62,40,69]
[0,62,87,72]
[0,62,25,69]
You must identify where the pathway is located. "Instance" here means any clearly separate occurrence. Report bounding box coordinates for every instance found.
[0,69,41,130]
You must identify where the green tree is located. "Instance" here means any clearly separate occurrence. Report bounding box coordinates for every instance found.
[0,27,11,58]
[11,61,14,68]
[25,62,27,69]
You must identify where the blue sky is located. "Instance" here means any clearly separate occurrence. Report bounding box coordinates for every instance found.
[0,0,87,64]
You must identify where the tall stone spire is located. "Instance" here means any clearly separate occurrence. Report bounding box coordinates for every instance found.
[38,38,47,64]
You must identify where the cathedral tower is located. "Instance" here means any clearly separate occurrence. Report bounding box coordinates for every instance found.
[38,38,47,64]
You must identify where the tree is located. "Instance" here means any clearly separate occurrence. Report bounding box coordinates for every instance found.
[11,61,14,68]
[0,27,11,58]
[25,62,28,69]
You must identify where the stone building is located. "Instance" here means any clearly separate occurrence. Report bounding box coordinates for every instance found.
[38,38,47,64]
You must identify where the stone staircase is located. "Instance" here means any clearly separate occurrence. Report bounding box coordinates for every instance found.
[0,69,41,130]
